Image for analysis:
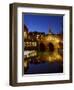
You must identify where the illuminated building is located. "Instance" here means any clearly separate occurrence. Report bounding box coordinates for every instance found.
[24,24,63,64]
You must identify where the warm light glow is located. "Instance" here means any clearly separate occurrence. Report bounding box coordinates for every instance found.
[24,32,27,39]
[24,30,63,63]
[24,60,28,67]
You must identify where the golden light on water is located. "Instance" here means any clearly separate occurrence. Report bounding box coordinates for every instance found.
[44,52,62,63]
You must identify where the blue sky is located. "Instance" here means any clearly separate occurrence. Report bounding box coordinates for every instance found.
[23,13,63,34]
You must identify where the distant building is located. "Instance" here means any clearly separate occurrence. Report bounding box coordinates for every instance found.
[48,28,53,34]
[28,31,45,40]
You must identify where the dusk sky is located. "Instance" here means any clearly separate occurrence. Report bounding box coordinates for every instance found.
[23,13,63,34]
